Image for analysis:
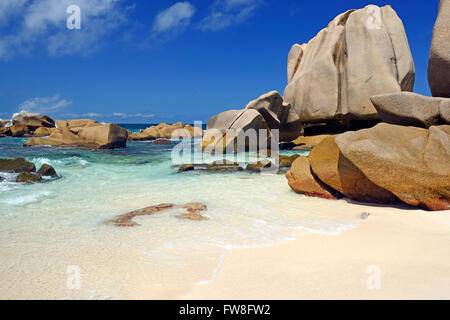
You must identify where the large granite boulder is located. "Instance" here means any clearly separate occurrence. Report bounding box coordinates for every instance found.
[286,156,339,199]
[283,5,415,124]
[0,158,36,173]
[309,136,397,204]
[370,92,449,128]
[202,109,272,153]
[440,100,450,123]
[335,123,450,211]
[12,113,55,128]
[24,123,128,149]
[428,0,450,98]
[244,91,303,141]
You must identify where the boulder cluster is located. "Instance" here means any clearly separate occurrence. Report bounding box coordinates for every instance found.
[0,158,58,183]
[202,4,450,211]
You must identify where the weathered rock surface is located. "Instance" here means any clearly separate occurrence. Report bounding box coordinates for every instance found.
[428,0,450,98]
[56,119,99,128]
[440,99,450,124]
[128,123,202,141]
[16,172,42,183]
[178,164,195,172]
[289,134,335,151]
[13,113,55,128]
[278,154,301,168]
[283,5,415,124]
[245,91,303,141]
[24,123,128,149]
[34,127,57,137]
[37,164,57,177]
[335,123,450,210]
[286,156,339,199]
[309,136,397,204]
[371,92,448,128]
[0,158,36,173]
[0,120,9,128]
[202,109,272,153]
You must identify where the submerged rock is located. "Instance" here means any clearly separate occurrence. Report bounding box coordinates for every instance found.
[108,203,208,227]
[176,213,208,221]
[178,164,195,172]
[283,5,415,124]
[153,139,173,144]
[246,160,273,173]
[37,164,57,177]
[16,172,42,183]
[0,158,36,173]
[206,160,243,172]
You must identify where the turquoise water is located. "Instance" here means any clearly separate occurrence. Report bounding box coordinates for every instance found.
[0,135,362,299]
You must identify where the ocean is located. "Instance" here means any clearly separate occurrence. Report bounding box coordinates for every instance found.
[0,133,362,299]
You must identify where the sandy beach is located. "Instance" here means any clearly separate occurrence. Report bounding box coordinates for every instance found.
[183,203,450,300]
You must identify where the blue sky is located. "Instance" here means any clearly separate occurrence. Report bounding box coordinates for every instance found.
[0,0,439,123]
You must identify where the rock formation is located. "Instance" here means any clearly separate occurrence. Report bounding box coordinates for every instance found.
[286,123,450,211]
[370,92,450,127]
[128,122,203,141]
[24,123,128,149]
[428,0,450,98]
[283,5,415,125]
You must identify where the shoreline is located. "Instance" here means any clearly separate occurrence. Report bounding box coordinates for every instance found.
[181,204,450,300]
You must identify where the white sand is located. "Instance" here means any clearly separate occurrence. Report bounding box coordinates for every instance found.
[182,204,450,300]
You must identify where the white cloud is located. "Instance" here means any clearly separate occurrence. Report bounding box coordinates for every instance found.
[0,0,131,59]
[17,94,73,114]
[113,112,155,119]
[152,2,195,38]
[199,0,262,31]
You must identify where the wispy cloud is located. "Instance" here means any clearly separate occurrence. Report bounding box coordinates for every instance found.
[152,2,196,39]
[113,112,155,119]
[199,0,263,31]
[18,94,73,114]
[0,0,132,59]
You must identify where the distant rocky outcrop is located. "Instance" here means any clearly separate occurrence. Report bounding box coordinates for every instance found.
[286,123,450,211]
[24,123,128,149]
[283,5,415,125]
[128,122,203,141]
[56,119,100,128]
[371,92,450,128]
[428,0,450,98]
[13,113,55,128]
[0,120,8,128]
[1,113,56,137]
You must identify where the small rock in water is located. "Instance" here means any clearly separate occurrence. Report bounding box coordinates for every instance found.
[0,158,36,173]
[153,139,172,144]
[37,164,57,177]
[178,164,195,172]
[176,213,208,221]
[108,202,208,227]
[361,212,370,220]
[16,172,42,183]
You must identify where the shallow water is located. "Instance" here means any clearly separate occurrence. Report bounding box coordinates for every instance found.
[0,136,363,299]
